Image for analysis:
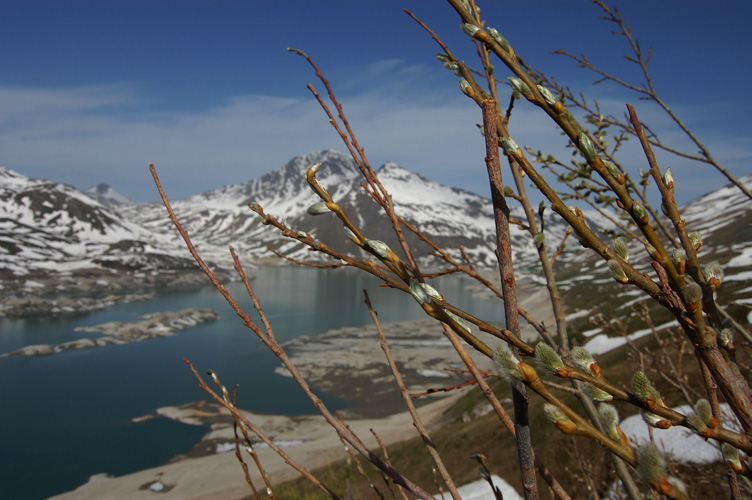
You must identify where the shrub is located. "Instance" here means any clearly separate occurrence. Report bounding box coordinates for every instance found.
[151,1,752,498]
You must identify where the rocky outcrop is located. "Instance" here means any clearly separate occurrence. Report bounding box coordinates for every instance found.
[2,308,218,357]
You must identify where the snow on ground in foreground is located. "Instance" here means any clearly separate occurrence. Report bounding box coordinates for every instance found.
[620,404,734,464]
[583,320,675,355]
[435,475,523,500]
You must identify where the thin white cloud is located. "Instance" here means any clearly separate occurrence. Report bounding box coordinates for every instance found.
[0,64,748,206]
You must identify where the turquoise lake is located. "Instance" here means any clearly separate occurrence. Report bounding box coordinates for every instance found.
[0,266,505,499]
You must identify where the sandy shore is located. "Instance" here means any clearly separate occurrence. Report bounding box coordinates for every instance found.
[51,277,554,500]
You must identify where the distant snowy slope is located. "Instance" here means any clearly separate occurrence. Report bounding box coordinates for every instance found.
[124,149,578,271]
[84,183,132,208]
[0,166,187,278]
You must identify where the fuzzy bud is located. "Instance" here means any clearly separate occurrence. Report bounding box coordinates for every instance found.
[583,383,613,402]
[608,259,629,284]
[722,444,743,472]
[670,249,687,275]
[533,232,545,249]
[631,201,648,223]
[598,404,621,441]
[499,137,520,156]
[544,403,569,423]
[458,79,474,97]
[641,410,670,429]
[364,239,392,259]
[460,23,481,38]
[578,132,596,162]
[307,202,333,216]
[570,346,598,374]
[685,413,708,433]
[486,27,511,52]
[494,345,521,381]
[637,444,666,486]
[534,342,564,374]
[689,231,702,250]
[613,237,629,263]
[435,53,451,63]
[645,243,661,263]
[503,185,514,197]
[683,282,703,310]
[694,399,714,426]
[704,261,724,289]
[662,167,674,190]
[718,328,734,350]
[536,85,558,106]
[632,370,660,401]
[508,77,531,96]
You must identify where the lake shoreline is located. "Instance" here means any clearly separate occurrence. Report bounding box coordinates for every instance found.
[49,276,554,500]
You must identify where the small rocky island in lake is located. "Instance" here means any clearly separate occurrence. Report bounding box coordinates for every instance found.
[2,308,218,357]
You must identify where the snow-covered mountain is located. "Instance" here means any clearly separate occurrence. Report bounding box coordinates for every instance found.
[2,150,749,317]
[123,149,578,271]
[0,167,201,311]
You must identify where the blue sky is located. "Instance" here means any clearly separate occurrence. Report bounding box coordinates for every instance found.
[1,1,750,205]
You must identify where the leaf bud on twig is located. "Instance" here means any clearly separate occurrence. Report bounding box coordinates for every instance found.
[307,202,333,216]
[534,342,563,374]
[608,259,629,284]
[409,278,430,305]
[435,53,451,62]
[487,27,511,52]
[458,78,474,98]
[460,23,481,38]
[494,344,522,381]
[564,108,577,126]
[603,160,624,184]
[365,239,390,258]
[704,261,724,289]
[305,162,322,181]
[536,85,558,106]
[613,237,629,263]
[444,310,472,334]
[508,77,531,96]
[578,132,596,162]
[583,383,613,402]
[644,243,663,264]
[533,232,545,249]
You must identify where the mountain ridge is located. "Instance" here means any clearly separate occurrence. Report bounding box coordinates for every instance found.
[1,151,750,318]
